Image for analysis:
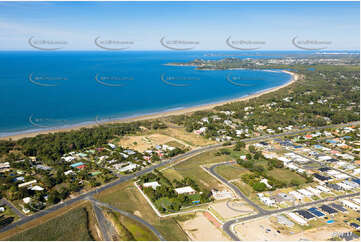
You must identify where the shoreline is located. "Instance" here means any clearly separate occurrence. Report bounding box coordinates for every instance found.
[0,70,299,141]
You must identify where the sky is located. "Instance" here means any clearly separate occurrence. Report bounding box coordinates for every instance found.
[0,1,359,50]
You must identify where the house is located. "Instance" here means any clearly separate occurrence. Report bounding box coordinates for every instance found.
[329,203,347,213]
[62,156,75,162]
[107,143,116,149]
[70,162,84,168]
[64,170,74,176]
[174,186,196,195]
[115,163,139,172]
[30,185,44,191]
[337,182,353,191]
[306,187,321,195]
[297,189,313,197]
[23,197,32,204]
[314,173,331,182]
[142,181,160,190]
[319,205,338,215]
[0,207,5,212]
[343,180,359,189]
[289,191,304,200]
[352,198,360,205]
[260,178,272,189]
[287,212,308,225]
[316,185,331,193]
[18,180,37,188]
[342,200,359,211]
[0,162,10,172]
[194,127,207,135]
[308,207,325,217]
[295,210,315,220]
[258,194,276,206]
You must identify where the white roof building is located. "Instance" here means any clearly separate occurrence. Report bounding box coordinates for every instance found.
[18,180,37,188]
[174,186,196,195]
[306,187,321,195]
[342,200,359,210]
[289,191,304,200]
[30,185,44,191]
[142,181,160,190]
[297,189,313,197]
[23,197,31,204]
[287,212,308,225]
[316,185,331,193]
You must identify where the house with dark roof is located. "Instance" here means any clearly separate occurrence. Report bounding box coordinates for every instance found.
[319,205,337,214]
[295,210,315,220]
[308,207,325,217]
[329,203,347,212]
[314,173,331,181]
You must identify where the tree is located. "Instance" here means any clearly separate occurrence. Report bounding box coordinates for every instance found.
[253,182,266,192]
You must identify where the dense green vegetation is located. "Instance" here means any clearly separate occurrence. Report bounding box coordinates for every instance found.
[139,170,212,212]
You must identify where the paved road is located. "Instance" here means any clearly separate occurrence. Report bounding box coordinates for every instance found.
[223,192,360,241]
[89,197,165,241]
[0,121,357,236]
[210,162,360,241]
[92,202,113,241]
[0,198,25,219]
[207,162,267,215]
[289,150,359,180]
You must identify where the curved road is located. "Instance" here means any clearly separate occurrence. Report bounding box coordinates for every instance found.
[209,161,360,241]
[89,197,165,241]
[0,121,358,237]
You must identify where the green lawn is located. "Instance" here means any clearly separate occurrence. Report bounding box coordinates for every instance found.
[7,206,94,241]
[214,164,251,181]
[266,168,306,185]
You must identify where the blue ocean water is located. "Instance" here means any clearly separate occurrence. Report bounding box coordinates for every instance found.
[0,51,292,136]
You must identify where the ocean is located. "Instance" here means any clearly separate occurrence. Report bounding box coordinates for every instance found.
[0,51,292,136]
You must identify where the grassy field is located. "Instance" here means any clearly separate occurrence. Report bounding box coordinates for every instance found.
[162,149,234,190]
[94,181,188,241]
[6,204,97,241]
[266,168,307,184]
[105,209,159,241]
[214,164,251,181]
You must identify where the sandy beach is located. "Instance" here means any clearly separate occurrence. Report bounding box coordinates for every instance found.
[1,70,299,141]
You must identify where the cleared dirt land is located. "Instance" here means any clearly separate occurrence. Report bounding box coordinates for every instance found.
[235,216,356,241]
[178,212,230,241]
[211,200,254,219]
[115,127,214,152]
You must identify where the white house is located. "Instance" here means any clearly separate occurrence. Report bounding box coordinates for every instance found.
[30,185,44,191]
[174,186,196,195]
[23,197,32,204]
[306,187,321,195]
[260,178,272,189]
[342,200,359,211]
[142,181,160,190]
[316,185,331,193]
[289,191,304,200]
[0,207,5,212]
[259,196,276,207]
[298,189,313,197]
[18,180,37,188]
[287,212,308,225]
